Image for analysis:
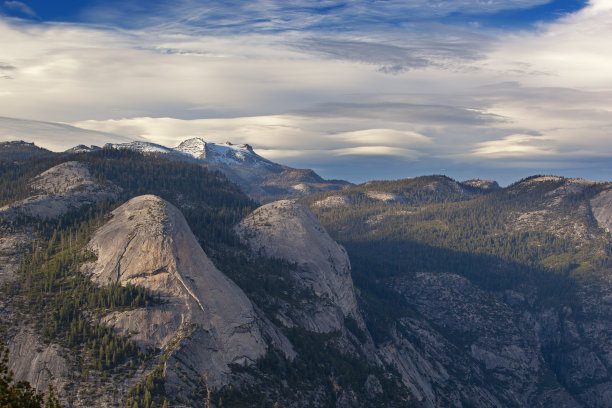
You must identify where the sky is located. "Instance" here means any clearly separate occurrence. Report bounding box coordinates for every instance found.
[0,0,611,185]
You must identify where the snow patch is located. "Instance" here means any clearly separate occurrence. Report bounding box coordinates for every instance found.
[109,137,274,168]
[108,141,174,154]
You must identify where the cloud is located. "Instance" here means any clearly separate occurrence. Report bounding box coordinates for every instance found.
[294,27,492,72]
[295,38,431,72]
[481,1,612,89]
[0,0,611,184]
[3,1,37,18]
[329,129,432,146]
[254,148,317,160]
[301,102,504,126]
[71,116,432,163]
[331,145,420,158]
[0,116,136,151]
[472,134,556,158]
[97,0,556,33]
[73,116,313,149]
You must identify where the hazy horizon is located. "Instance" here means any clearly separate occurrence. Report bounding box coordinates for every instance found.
[2,126,609,187]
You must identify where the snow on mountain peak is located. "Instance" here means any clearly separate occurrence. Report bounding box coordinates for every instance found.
[173,138,271,167]
[174,138,207,158]
[96,138,274,168]
[106,141,174,154]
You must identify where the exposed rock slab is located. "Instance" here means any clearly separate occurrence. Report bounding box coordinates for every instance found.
[388,272,580,407]
[536,275,612,408]
[235,200,362,333]
[591,187,612,233]
[313,195,352,208]
[0,161,119,220]
[506,177,605,242]
[7,328,70,395]
[424,178,469,195]
[378,317,507,408]
[365,191,404,203]
[83,195,293,390]
[0,230,28,285]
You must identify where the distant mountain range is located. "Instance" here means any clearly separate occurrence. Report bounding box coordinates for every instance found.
[1,139,351,202]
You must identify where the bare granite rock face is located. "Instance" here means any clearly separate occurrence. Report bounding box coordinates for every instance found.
[7,329,70,395]
[590,187,612,233]
[365,191,404,203]
[235,200,362,333]
[0,231,28,286]
[423,178,470,195]
[506,177,603,242]
[82,195,294,392]
[0,161,119,220]
[378,317,507,408]
[313,195,352,208]
[386,272,581,408]
[536,275,612,408]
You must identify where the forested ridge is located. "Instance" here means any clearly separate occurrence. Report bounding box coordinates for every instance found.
[1,148,611,407]
[0,149,410,407]
[303,175,612,337]
[0,149,259,407]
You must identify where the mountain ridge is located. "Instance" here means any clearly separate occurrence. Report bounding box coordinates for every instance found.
[102,138,351,202]
[0,141,611,407]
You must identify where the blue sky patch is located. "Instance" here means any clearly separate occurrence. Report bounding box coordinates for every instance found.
[443,0,589,28]
[1,0,590,32]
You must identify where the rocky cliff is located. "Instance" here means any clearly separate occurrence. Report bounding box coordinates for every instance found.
[7,329,70,397]
[383,272,580,407]
[591,186,612,233]
[83,195,294,393]
[235,200,362,333]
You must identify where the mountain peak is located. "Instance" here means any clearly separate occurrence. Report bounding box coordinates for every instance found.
[0,140,55,160]
[64,144,101,154]
[235,199,363,333]
[85,195,294,389]
[174,137,207,158]
[173,138,274,167]
[461,178,500,191]
[68,138,349,202]
[105,140,173,154]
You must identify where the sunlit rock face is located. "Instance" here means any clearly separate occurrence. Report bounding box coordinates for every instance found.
[0,161,119,220]
[236,199,363,333]
[83,195,293,391]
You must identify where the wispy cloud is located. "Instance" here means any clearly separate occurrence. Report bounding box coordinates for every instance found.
[95,0,557,33]
[331,146,420,158]
[2,1,37,18]
[329,129,432,146]
[0,116,135,151]
[0,0,610,184]
[472,134,555,158]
